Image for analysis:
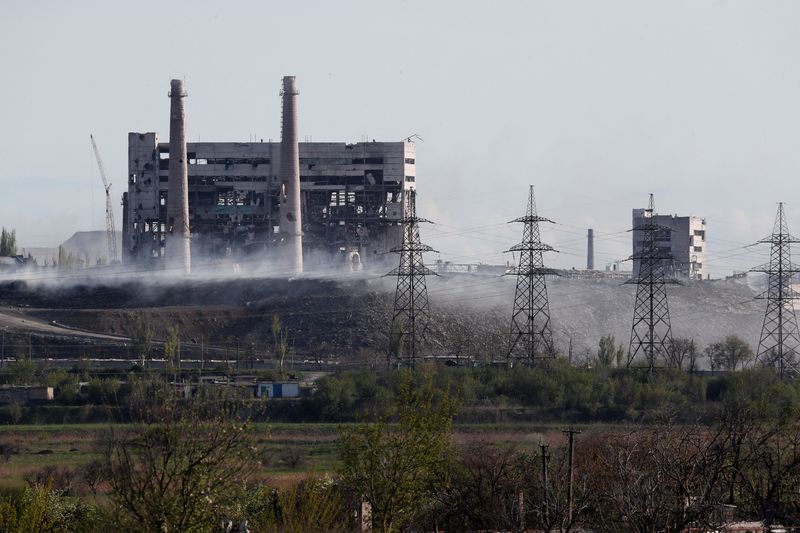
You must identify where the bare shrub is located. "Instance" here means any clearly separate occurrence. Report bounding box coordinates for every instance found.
[0,442,19,462]
[25,465,75,494]
[81,459,106,496]
[280,447,305,470]
[103,384,255,531]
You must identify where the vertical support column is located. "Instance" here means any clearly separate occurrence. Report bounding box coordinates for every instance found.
[121,192,129,263]
[540,443,550,531]
[562,428,581,526]
[279,76,303,274]
[167,79,191,275]
[587,228,594,270]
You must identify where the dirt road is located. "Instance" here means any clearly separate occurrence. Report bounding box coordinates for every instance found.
[0,307,130,342]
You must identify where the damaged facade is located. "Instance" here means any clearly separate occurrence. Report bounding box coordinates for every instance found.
[123,137,416,268]
[631,209,707,279]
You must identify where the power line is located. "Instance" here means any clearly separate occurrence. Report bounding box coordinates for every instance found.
[751,202,800,378]
[626,194,677,374]
[507,186,558,366]
[387,190,436,368]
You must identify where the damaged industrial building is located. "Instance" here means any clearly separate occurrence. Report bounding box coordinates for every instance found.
[122,76,417,271]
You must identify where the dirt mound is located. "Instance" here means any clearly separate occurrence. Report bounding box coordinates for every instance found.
[0,274,769,365]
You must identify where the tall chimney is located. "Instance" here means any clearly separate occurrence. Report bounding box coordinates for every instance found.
[587,228,594,270]
[279,76,303,273]
[167,79,191,274]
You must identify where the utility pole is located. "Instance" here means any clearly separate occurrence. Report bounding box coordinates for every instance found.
[387,190,436,368]
[506,185,558,366]
[751,202,800,378]
[540,443,550,531]
[627,194,676,374]
[562,428,582,526]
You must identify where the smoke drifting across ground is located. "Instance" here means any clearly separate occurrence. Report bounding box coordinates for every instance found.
[0,257,768,368]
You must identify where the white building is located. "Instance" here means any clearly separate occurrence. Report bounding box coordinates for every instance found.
[632,210,706,279]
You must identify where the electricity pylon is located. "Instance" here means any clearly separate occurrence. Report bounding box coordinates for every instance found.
[506,186,558,366]
[751,202,800,378]
[627,193,676,373]
[387,190,436,368]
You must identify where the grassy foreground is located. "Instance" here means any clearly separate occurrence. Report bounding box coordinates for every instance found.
[0,421,565,490]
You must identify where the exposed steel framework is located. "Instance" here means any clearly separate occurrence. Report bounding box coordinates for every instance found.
[751,202,800,378]
[89,134,118,264]
[627,193,676,372]
[388,190,436,367]
[506,186,558,366]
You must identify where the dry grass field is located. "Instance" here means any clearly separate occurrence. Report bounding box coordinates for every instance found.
[0,422,569,490]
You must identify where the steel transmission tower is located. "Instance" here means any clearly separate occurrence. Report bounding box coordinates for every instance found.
[388,190,436,367]
[627,193,676,372]
[751,203,800,378]
[506,186,558,366]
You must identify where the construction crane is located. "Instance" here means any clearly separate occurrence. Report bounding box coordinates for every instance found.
[89,134,118,264]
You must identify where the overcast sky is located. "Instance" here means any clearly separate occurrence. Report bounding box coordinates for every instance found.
[1,0,799,277]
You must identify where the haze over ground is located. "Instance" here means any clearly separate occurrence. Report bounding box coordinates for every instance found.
[1,0,798,277]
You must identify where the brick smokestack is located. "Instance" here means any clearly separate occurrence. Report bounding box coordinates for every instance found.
[279,76,303,273]
[587,228,594,270]
[167,79,191,275]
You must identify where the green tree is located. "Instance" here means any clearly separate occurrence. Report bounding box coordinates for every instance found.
[0,483,97,532]
[597,335,624,368]
[0,227,17,257]
[388,321,404,364]
[44,370,79,404]
[338,373,455,532]
[272,315,288,375]
[705,336,754,372]
[104,390,254,532]
[164,326,180,381]
[7,401,22,425]
[130,319,154,368]
[9,358,36,386]
[667,338,697,371]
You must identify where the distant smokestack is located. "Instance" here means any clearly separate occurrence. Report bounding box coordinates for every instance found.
[167,79,191,274]
[279,76,303,274]
[587,228,594,270]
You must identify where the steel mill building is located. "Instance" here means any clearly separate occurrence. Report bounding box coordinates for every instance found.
[122,77,416,271]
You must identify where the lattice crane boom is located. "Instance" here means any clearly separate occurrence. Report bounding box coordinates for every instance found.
[89,134,118,263]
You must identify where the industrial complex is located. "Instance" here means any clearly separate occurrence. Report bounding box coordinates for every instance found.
[122,77,414,271]
[0,74,796,379]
